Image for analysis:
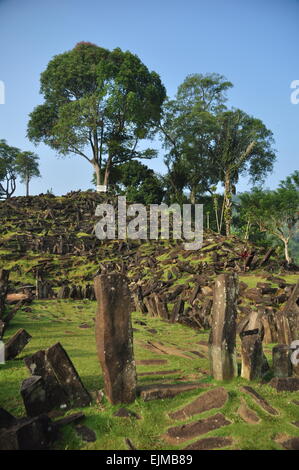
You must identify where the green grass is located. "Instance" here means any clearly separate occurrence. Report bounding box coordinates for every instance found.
[1,299,299,450]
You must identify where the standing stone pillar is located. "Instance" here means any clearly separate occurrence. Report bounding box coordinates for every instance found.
[277,281,299,344]
[239,311,265,380]
[272,344,292,378]
[209,273,238,381]
[94,273,137,404]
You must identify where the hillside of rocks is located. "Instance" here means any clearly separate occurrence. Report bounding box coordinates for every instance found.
[0,191,298,336]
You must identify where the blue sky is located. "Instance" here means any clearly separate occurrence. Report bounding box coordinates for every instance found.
[0,0,298,196]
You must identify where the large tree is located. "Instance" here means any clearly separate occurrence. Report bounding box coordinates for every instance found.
[213,109,276,235]
[160,73,232,204]
[15,151,41,196]
[27,42,166,188]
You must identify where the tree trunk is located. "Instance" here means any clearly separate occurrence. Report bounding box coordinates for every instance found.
[224,169,232,236]
[212,194,220,233]
[26,176,29,197]
[190,187,196,205]
[94,162,101,187]
[282,238,292,264]
[103,156,112,187]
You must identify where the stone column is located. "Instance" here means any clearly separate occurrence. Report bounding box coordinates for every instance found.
[239,311,265,380]
[209,273,238,381]
[94,273,137,404]
[273,344,292,378]
[277,281,299,344]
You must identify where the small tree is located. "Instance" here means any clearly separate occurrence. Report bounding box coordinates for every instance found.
[213,109,276,236]
[15,151,41,196]
[0,140,20,199]
[238,179,299,264]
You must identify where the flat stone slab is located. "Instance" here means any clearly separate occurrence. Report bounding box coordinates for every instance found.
[188,350,206,358]
[238,402,260,424]
[241,386,278,416]
[54,412,85,428]
[144,341,192,359]
[138,369,181,377]
[139,383,201,401]
[164,412,231,444]
[269,377,299,392]
[169,387,228,420]
[184,436,233,450]
[5,328,32,360]
[281,437,299,450]
[136,359,168,366]
[113,407,141,419]
[75,424,97,442]
[0,408,17,429]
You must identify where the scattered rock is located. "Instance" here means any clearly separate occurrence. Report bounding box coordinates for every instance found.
[280,437,299,450]
[78,323,91,329]
[165,413,231,444]
[237,402,260,424]
[75,424,97,442]
[0,408,17,429]
[269,377,299,392]
[24,342,91,409]
[138,369,181,377]
[139,383,201,401]
[54,412,85,427]
[136,359,168,366]
[5,328,32,360]
[0,414,57,450]
[184,436,233,450]
[113,408,141,419]
[125,437,137,450]
[241,386,278,415]
[21,376,49,417]
[169,387,228,420]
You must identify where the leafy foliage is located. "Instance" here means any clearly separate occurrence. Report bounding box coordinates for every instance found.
[27,42,166,186]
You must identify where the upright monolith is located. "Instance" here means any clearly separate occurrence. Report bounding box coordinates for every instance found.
[272,344,292,378]
[209,273,238,381]
[239,311,265,380]
[94,273,137,404]
[277,281,299,344]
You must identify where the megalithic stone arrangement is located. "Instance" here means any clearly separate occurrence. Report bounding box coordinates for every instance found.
[94,273,137,404]
[209,273,238,381]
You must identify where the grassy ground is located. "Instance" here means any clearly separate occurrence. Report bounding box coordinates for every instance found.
[1,297,299,450]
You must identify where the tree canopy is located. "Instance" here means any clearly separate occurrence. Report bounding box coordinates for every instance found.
[27,42,166,187]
